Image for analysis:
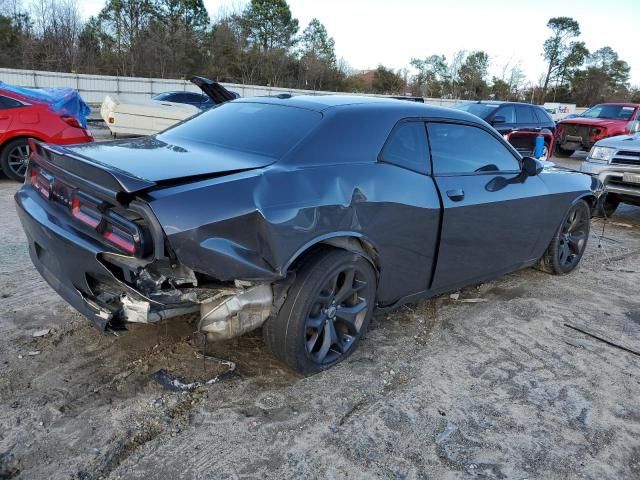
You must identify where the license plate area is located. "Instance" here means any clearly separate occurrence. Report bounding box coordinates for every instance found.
[623,172,640,184]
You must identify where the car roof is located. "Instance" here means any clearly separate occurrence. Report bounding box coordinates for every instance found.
[590,102,640,107]
[461,100,542,107]
[233,94,479,121]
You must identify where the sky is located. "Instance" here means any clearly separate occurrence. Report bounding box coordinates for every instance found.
[78,0,640,85]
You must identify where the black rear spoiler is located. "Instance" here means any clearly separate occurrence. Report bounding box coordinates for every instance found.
[29,140,156,200]
[190,76,238,104]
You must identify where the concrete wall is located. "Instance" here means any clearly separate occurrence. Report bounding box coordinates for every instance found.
[0,67,462,108]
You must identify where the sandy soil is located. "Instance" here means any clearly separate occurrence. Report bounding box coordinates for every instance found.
[1,167,639,479]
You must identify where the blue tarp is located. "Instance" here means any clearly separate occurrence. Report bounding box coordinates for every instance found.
[0,82,91,128]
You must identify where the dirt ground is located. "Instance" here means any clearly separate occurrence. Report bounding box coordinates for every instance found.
[1,153,640,479]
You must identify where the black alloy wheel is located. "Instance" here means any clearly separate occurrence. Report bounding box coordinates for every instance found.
[304,265,370,365]
[263,249,376,375]
[539,200,591,275]
[1,139,31,182]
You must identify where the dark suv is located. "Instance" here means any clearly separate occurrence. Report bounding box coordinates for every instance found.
[455,101,556,135]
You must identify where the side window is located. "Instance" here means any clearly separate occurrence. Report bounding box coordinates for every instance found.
[495,105,515,123]
[380,121,430,174]
[535,107,554,124]
[516,105,536,123]
[0,95,23,109]
[428,123,520,174]
[185,93,204,103]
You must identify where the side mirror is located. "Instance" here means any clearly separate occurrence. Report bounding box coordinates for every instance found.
[492,115,506,125]
[522,156,544,177]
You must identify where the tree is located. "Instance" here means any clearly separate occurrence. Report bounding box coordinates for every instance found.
[541,17,587,101]
[457,50,489,99]
[300,18,335,66]
[371,65,403,94]
[571,47,630,105]
[298,18,338,90]
[410,54,448,98]
[242,0,298,52]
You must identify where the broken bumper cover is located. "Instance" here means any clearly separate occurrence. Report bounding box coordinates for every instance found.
[15,187,275,336]
[15,188,199,330]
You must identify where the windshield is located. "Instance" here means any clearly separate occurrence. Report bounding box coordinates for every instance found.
[159,102,322,158]
[580,104,635,121]
[455,102,500,119]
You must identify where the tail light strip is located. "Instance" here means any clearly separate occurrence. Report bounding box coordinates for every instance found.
[30,165,144,256]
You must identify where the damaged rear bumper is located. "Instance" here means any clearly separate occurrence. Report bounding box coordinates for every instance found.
[15,188,274,336]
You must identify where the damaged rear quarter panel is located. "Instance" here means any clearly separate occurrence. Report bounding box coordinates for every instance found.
[144,104,442,305]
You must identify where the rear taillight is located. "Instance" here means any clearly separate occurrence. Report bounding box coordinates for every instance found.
[61,115,82,128]
[71,194,143,256]
[103,220,138,255]
[30,166,52,199]
[71,196,101,228]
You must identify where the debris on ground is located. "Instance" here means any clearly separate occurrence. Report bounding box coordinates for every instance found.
[32,328,50,337]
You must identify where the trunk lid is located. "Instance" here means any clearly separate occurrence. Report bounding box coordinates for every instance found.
[190,76,237,104]
[31,136,275,197]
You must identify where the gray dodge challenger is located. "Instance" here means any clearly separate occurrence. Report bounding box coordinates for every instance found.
[15,95,604,374]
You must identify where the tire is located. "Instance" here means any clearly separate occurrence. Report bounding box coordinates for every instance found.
[1,138,31,182]
[555,145,575,157]
[600,195,620,218]
[538,200,590,275]
[263,249,377,375]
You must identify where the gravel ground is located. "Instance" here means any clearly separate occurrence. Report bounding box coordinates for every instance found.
[1,133,639,479]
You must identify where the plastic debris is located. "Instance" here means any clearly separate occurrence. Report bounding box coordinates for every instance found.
[32,329,50,338]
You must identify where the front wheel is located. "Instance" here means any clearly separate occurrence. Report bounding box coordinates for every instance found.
[263,249,376,375]
[538,200,591,275]
[1,138,31,182]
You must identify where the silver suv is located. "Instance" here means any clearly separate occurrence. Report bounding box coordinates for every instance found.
[581,121,640,216]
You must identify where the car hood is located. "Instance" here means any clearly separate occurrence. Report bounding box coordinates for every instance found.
[558,117,625,129]
[595,133,640,149]
[62,135,276,184]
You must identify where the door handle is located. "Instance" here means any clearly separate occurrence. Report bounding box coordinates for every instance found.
[446,189,465,201]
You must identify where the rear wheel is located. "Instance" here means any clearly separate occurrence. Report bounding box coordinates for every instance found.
[263,249,376,375]
[555,145,575,157]
[1,138,31,182]
[538,200,590,275]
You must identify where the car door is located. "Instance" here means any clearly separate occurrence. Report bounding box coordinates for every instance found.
[515,105,540,132]
[490,105,516,134]
[427,121,552,291]
[0,95,18,139]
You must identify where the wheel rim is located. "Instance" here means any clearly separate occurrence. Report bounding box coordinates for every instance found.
[558,206,589,269]
[7,143,30,179]
[304,266,370,365]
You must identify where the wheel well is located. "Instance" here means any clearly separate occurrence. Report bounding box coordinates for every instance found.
[288,236,380,276]
[0,135,44,154]
[579,194,597,213]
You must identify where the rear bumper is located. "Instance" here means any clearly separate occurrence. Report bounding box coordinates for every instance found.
[15,187,196,330]
[15,187,117,329]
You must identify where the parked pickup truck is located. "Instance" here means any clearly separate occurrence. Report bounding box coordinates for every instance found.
[555,103,640,156]
[581,121,640,215]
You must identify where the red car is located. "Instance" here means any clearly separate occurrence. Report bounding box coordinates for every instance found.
[0,88,93,181]
[555,103,640,156]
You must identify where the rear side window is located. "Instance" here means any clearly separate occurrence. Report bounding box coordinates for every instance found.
[0,95,23,109]
[534,107,553,123]
[380,121,430,174]
[516,106,536,123]
[160,102,322,158]
[428,123,520,174]
[495,105,516,123]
